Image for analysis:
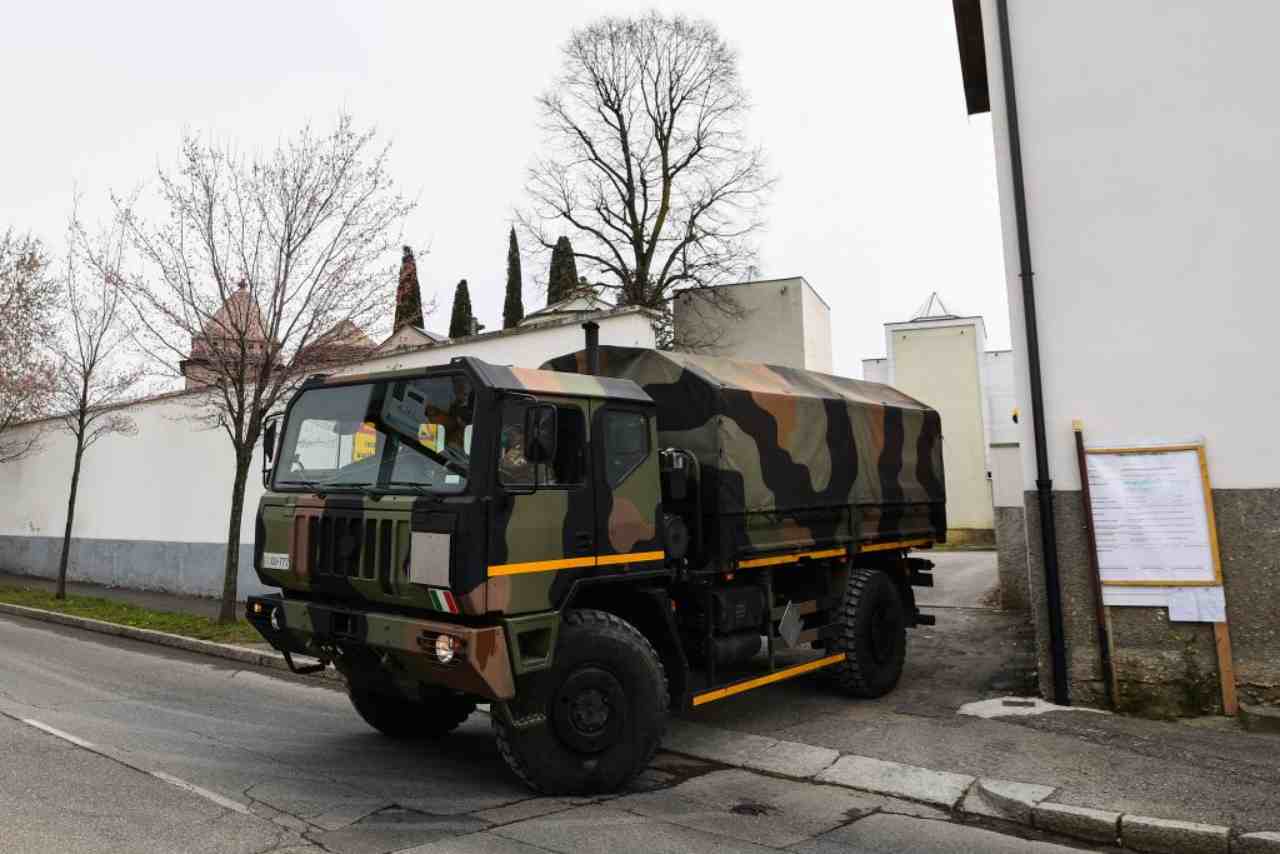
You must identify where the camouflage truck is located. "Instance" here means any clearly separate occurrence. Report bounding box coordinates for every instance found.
[246,337,946,794]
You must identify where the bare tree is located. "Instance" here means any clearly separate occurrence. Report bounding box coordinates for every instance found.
[116,115,414,622]
[0,230,58,461]
[520,12,771,346]
[51,211,144,599]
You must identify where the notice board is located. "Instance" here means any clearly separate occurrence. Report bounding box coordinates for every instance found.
[1084,444,1222,587]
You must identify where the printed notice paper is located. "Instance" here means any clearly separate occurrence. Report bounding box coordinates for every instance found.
[1167,586,1227,623]
[1086,448,1217,585]
[1104,585,1228,622]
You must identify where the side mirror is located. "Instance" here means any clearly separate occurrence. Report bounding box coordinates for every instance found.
[264,420,278,463]
[524,404,557,465]
[262,414,282,488]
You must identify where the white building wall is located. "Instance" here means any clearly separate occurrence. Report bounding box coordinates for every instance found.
[0,310,656,598]
[884,319,994,531]
[989,445,1023,510]
[674,278,831,371]
[799,282,834,373]
[982,350,1018,446]
[860,358,890,385]
[983,0,1280,491]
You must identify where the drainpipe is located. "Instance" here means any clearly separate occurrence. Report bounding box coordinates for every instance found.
[995,0,1070,705]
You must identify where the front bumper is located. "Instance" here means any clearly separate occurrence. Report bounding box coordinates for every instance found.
[246,594,514,700]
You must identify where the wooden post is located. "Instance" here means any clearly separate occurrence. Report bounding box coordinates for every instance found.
[1214,622,1238,716]
[1073,420,1118,709]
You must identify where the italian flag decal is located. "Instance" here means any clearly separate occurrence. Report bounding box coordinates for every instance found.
[428,588,460,614]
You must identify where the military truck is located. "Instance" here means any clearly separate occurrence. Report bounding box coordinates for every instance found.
[247,332,946,794]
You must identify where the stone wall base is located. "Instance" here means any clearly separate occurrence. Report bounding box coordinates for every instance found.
[994,506,1029,611]
[1022,488,1280,715]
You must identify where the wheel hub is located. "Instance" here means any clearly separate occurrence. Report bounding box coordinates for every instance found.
[551,666,627,754]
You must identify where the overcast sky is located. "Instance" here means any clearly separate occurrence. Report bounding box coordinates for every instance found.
[1,0,1008,377]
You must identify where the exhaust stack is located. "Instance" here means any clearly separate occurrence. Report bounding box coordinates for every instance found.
[582,321,600,375]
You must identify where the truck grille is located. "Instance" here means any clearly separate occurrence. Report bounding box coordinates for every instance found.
[292,511,408,592]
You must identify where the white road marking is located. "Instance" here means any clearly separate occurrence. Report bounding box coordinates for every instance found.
[21,718,99,750]
[19,717,251,815]
[151,770,252,814]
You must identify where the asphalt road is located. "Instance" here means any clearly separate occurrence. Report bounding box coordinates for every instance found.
[0,613,1093,854]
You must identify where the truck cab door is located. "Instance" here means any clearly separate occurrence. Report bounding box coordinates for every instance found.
[489,397,595,602]
[590,401,665,569]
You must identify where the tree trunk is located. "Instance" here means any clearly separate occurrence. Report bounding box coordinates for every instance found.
[56,437,87,600]
[218,449,253,623]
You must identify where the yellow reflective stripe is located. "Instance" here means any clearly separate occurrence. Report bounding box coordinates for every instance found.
[596,550,665,567]
[692,653,847,706]
[737,546,849,569]
[487,556,596,577]
[857,538,933,553]
[487,550,667,577]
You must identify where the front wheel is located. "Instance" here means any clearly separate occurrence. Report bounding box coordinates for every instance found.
[823,567,908,698]
[348,682,476,739]
[493,609,668,795]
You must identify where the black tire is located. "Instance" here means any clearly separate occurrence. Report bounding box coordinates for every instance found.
[493,609,668,795]
[348,683,476,739]
[823,567,908,698]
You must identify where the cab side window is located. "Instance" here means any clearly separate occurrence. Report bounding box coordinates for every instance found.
[602,410,649,487]
[498,402,586,487]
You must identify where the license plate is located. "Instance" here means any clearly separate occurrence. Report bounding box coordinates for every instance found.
[262,552,290,571]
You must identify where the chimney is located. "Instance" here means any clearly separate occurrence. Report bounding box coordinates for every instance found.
[582,321,600,375]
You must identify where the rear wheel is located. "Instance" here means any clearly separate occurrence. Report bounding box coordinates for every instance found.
[347,682,476,739]
[493,609,668,795]
[823,567,908,698]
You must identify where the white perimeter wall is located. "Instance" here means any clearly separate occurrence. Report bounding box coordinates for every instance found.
[0,310,656,596]
[982,0,1280,490]
[0,393,263,546]
[338,310,655,377]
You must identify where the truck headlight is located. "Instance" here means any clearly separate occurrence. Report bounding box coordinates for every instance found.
[435,634,458,664]
[269,607,283,632]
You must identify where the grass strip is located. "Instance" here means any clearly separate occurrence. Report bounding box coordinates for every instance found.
[0,583,261,645]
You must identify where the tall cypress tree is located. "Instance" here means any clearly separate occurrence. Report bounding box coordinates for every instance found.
[546,236,579,305]
[503,228,524,329]
[448,279,473,338]
[394,245,424,330]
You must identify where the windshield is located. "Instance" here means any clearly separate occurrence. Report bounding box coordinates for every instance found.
[273,374,475,494]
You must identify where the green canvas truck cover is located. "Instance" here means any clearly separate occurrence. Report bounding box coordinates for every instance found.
[544,346,946,558]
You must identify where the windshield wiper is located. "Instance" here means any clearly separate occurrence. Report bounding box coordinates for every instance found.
[385,480,433,495]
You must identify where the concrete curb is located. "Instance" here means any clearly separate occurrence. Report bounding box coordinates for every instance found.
[663,721,1276,854]
[0,601,340,684]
